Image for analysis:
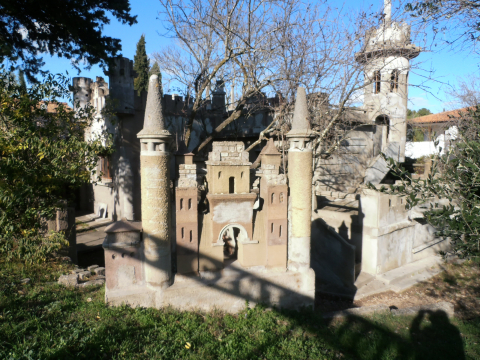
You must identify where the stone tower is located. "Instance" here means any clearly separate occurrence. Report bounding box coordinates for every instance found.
[286,87,315,272]
[108,57,135,114]
[355,0,420,162]
[175,151,199,274]
[259,139,288,268]
[72,77,93,110]
[137,75,173,289]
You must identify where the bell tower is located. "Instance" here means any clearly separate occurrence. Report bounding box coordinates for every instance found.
[355,0,421,162]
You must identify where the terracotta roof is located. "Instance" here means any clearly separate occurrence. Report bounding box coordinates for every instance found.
[38,101,73,113]
[410,107,473,124]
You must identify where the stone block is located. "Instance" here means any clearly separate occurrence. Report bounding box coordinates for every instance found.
[94,267,105,276]
[80,279,105,288]
[58,274,78,287]
[78,271,91,281]
[88,265,99,271]
[70,269,84,274]
[184,164,196,169]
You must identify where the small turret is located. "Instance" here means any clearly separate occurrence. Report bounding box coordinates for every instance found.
[72,77,93,110]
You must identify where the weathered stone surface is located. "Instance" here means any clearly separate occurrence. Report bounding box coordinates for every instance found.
[58,274,78,287]
[78,271,91,281]
[94,267,105,276]
[70,268,84,274]
[80,279,105,287]
[391,301,454,318]
[289,87,310,133]
[105,267,315,313]
[87,265,99,271]
[137,75,170,137]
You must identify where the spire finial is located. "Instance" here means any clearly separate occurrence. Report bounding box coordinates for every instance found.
[137,75,170,138]
[291,87,310,132]
[384,0,392,23]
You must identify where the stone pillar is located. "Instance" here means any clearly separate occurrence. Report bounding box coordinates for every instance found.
[286,87,315,272]
[137,75,173,289]
[118,146,134,220]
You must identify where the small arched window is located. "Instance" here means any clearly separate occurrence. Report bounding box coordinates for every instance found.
[390,69,400,93]
[188,198,192,210]
[241,171,244,178]
[181,227,185,239]
[271,223,274,233]
[271,193,275,204]
[180,198,184,210]
[373,70,381,94]
[279,225,282,237]
[218,171,221,179]
[189,230,193,242]
[229,177,235,194]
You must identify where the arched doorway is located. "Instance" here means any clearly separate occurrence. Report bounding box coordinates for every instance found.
[218,224,248,264]
[375,114,390,154]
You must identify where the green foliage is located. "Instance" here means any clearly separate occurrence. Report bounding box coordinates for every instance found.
[133,34,149,96]
[413,128,425,142]
[1,231,68,264]
[407,108,432,119]
[0,69,112,262]
[149,62,163,98]
[369,106,480,258]
[0,0,137,81]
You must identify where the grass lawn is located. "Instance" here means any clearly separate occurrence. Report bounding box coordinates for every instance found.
[1,259,480,359]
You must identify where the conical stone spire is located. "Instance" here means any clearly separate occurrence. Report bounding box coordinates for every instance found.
[137,75,170,138]
[287,87,313,137]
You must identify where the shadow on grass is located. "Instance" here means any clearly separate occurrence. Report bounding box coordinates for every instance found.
[0,256,473,359]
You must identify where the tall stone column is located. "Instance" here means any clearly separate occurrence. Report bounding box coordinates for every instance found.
[118,145,135,220]
[137,75,172,289]
[287,87,314,272]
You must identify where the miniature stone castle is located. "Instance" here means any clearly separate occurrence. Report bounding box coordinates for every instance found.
[102,76,315,311]
[74,0,449,310]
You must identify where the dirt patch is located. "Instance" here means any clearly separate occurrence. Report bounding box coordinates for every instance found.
[316,261,480,319]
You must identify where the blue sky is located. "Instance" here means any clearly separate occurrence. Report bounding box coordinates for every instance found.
[38,0,479,114]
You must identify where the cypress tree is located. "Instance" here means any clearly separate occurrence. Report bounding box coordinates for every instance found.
[133,35,149,96]
[149,62,163,98]
[18,69,27,93]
